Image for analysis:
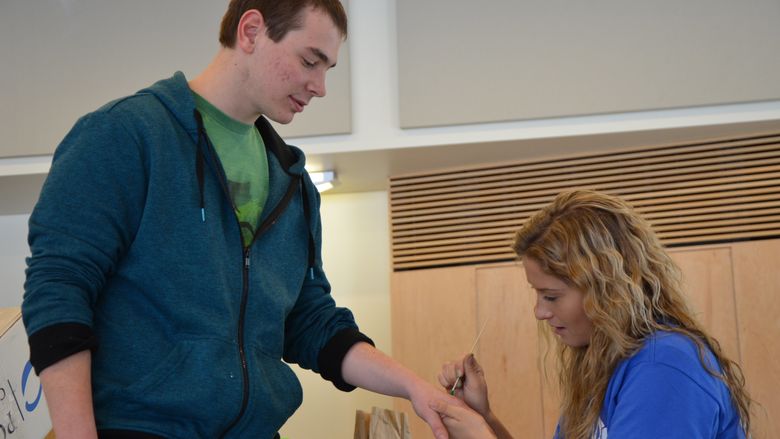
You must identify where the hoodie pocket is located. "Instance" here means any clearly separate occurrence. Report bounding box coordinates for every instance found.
[119,339,243,434]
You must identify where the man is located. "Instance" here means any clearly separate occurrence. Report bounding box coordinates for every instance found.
[22,1,457,438]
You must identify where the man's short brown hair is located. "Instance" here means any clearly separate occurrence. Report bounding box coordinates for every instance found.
[219,0,348,47]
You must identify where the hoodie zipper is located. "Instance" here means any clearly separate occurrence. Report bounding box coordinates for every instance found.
[217,188,301,438]
[197,129,251,439]
[217,247,252,438]
[197,125,305,438]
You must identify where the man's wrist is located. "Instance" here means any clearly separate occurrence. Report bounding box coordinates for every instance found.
[400,371,428,401]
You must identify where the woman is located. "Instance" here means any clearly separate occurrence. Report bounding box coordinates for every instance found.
[431,190,751,438]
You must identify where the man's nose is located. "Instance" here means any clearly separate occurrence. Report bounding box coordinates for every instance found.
[308,71,326,98]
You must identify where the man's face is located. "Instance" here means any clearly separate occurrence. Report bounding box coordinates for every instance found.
[248,7,342,124]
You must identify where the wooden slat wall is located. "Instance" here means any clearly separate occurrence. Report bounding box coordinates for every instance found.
[390,132,780,271]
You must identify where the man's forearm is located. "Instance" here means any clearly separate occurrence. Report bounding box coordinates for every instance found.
[39,350,98,439]
[341,342,422,398]
[340,342,459,439]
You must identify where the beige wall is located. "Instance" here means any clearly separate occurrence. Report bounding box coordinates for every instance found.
[279,191,394,439]
[397,0,780,128]
[0,0,350,158]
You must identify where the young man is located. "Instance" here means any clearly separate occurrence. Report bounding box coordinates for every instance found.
[22,1,457,438]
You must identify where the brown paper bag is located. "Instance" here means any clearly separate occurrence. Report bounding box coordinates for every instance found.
[370,407,412,439]
[354,409,371,439]
[354,407,412,439]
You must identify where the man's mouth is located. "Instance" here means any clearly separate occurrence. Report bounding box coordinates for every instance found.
[290,96,306,113]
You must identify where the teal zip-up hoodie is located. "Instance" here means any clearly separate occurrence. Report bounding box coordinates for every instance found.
[23,72,371,438]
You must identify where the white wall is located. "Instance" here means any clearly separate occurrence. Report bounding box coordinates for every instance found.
[396,0,780,128]
[280,191,394,439]
[0,214,30,307]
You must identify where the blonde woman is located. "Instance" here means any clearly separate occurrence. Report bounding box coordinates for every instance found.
[431,190,751,439]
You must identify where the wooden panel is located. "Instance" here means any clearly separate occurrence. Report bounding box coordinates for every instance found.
[391,157,780,204]
[391,160,780,210]
[731,240,780,438]
[390,133,780,271]
[391,266,477,439]
[391,136,780,190]
[0,307,21,336]
[394,254,515,271]
[475,264,546,438]
[668,248,740,362]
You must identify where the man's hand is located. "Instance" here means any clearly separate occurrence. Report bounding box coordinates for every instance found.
[342,342,468,439]
[407,379,468,439]
[429,399,497,439]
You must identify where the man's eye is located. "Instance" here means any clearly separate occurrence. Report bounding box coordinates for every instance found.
[303,59,316,68]
[544,296,558,303]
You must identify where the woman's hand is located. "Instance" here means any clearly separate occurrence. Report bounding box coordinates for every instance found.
[438,354,490,417]
[429,399,496,439]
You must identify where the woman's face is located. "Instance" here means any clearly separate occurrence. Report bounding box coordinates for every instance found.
[523,256,594,347]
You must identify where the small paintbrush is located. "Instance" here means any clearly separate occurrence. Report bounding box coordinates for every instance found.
[449,319,489,395]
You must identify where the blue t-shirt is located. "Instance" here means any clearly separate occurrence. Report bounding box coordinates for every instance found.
[555,331,745,438]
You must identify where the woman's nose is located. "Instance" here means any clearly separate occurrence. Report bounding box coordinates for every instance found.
[534,298,553,321]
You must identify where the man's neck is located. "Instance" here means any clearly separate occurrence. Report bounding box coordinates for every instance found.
[189,50,259,125]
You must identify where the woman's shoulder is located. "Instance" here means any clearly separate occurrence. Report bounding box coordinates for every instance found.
[641,330,708,361]
[602,333,744,438]
[616,330,724,391]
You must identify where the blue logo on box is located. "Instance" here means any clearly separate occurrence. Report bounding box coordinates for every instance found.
[21,361,42,413]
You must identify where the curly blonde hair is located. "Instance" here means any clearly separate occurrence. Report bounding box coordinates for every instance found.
[513,189,751,439]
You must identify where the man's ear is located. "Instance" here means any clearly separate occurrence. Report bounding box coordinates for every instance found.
[236,9,265,53]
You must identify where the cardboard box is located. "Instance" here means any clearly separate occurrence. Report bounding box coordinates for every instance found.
[0,307,52,438]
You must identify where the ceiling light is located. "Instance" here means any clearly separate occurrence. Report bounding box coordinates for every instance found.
[308,170,337,193]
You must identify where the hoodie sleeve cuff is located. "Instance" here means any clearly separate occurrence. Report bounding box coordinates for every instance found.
[318,328,374,392]
[28,323,98,375]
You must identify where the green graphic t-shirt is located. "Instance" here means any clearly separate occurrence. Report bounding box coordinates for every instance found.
[193,92,269,246]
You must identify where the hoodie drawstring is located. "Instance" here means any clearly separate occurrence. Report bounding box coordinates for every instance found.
[299,179,316,279]
[194,109,315,276]
[194,110,207,222]
[196,141,206,222]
